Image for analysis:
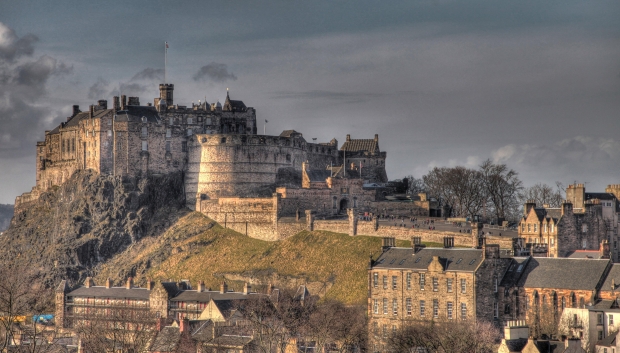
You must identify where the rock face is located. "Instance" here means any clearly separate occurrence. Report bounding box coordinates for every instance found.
[1,170,186,288]
[0,204,13,232]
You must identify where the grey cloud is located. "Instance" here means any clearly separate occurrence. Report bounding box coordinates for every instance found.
[193,62,237,82]
[130,68,164,82]
[88,77,109,99]
[16,55,72,87]
[0,22,38,62]
[271,90,382,104]
[119,82,147,96]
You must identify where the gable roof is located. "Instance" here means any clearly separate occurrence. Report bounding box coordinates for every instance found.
[340,138,378,153]
[517,258,610,290]
[372,247,485,272]
[600,264,620,293]
[305,169,331,182]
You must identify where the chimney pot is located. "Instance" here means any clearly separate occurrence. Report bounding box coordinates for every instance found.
[126,277,133,289]
[106,278,112,289]
[72,105,80,117]
[113,96,120,111]
[89,105,94,119]
[98,100,107,109]
[244,282,251,294]
[220,281,228,294]
[121,95,127,110]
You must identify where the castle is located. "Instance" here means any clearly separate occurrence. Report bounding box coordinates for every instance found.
[17,82,437,240]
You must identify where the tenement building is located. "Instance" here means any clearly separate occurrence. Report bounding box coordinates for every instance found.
[367,237,512,352]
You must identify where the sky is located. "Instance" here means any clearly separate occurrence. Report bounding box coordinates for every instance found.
[0,0,619,204]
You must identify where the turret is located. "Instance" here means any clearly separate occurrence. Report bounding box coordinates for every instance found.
[159,84,174,107]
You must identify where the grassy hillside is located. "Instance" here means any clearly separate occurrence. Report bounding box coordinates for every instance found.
[96,212,428,304]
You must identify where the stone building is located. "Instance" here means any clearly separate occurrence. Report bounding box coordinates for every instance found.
[517,199,611,259]
[367,237,511,352]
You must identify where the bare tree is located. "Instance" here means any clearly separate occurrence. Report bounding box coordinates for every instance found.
[423,167,486,218]
[480,159,523,223]
[404,176,426,195]
[520,183,564,208]
[388,320,499,353]
[305,300,366,353]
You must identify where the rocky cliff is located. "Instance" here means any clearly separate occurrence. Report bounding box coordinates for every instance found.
[1,170,186,287]
[0,204,13,231]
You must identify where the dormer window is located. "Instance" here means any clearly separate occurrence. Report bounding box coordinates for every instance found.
[141,116,147,123]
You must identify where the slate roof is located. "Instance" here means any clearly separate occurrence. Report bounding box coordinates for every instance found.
[586,192,617,201]
[566,250,602,259]
[66,286,150,300]
[545,208,562,221]
[590,299,615,310]
[596,332,616,347]
[600,264,620,292]
[279,130,302,138]
[372,247,484,272]
[169,290,261,302]
[48,110,112,134]
[115,106,160,123]
[340,138,378,152]
[306,169,331,182]
[517,258,610,290]
[161,282,181,297]
[499,257,531,287]
[501,338,528,352]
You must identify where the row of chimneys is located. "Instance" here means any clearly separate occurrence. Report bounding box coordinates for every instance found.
[345,134,379,142]
[381,235,500,259]
[84,277,258,295]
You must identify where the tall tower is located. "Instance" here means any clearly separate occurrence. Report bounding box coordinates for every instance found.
[159,84,174,107]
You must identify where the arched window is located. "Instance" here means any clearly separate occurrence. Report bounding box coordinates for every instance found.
[561,297,566,311]
[579,297,585,308]
[571,293,576,308]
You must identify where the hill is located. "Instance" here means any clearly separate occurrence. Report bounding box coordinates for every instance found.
[0,204,13,232]
[95,212,417,304]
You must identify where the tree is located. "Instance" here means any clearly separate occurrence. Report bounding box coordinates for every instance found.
[422,167,486,218]
[305,300,366,353]
[387,320,499,353]
[480,159,523,223]
[403,176,426,195]
[520,182,564,208]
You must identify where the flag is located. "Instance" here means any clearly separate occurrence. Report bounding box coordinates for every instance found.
[265,119,268,123]
[165,42,169,49]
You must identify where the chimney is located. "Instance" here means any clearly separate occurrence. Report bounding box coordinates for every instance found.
[180,318,190,333]
[524,200,536,216]
[267,283,273,295]
[105,278,112,289]
[72,105,80,117]
[98,100,107,109]
[374,134,378,142]
[84,277,94,288]
[443,237,454,248]
[197,281,205,292]
[156,318,166,331]
[382,237,395,252]
[113,96,120,111]
[346,134,351,142]
[121,95,127,110]
[484,244,500,259]
[127,97,140,106]
[412,236,425,253]
[562,200,573,216]
[220,281,228,294]
[244,282,251,294]
[600,240,610,259]
[146,279,154,290]
[126,277,133,289]
[89,105,94,119]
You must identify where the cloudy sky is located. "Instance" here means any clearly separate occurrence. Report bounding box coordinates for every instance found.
[0,0,619,203]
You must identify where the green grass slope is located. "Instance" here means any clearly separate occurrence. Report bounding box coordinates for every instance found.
[96,212,441,304]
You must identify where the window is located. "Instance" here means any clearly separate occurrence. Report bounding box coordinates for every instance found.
[373,273,378,288]
[169,118,173,125]
[165,141,171,152]
[599,331,604,340]
[382,325,387,338]
[598,313,604,325]
[141,141,148,151]
[551,224,555,233]
[107,130,112,137]
[181,141,187,152]
[432,277,439,291]
[373,299,378,314]
[141,126,148,138]
[383,276,388,289]
[221,137,226,143]
[517,265,523,272]
[392,276,397,290]
[527,224,531,232]
[406,273,411,290]
[420,273,425,290]
[610,315,614,326]
[494,302,498,318]
[447,302,453,319]
[420,300,425,317]
[383,298,388,315]
[433,300,439,318]
[372,322,378,335]
[461,279,466,293]
[188,117,193,124]
[393,299,398,315]
[582,224,588,233]
[187,128,193,136]
[166,128,171,138]
[494,277,498,293]
[406,298,412,316]
[461,303,467,320]
[206,117,212,125]
[447,278,453,292]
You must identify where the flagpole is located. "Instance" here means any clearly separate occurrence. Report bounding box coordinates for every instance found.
[164,42,167,84]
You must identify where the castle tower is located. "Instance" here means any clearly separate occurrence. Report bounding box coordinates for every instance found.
[566,183,585,210]
[159,84,174,107]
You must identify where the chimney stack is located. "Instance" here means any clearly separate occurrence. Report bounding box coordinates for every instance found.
[98,100,107,109]
[412,236,425,253]
[180,318,190,333]
[382,237,395,252]
[89,105,94,119]
[346,134,351,142]
[197,281,205,292]
[72,105,80,117]
[126,277,133,289]
[374,134,378,142]
[524,200,536,216]
[220,281,228,294]
[84,277,94,288]
[146,279,154,290]
[113,96,120,111]
[121,95,127,110]
[562,200,573,216]
[106,278,112,289]
[244,282,251,294]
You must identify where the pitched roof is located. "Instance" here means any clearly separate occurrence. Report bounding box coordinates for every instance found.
[499,257,531,287]
[150,326,181,352]
[517,258,610,290]
[372,247,485,272]
[340,138,378,153]
[600,264,620,292]
[586,192,617,201]
[305,169,331,182]
[596,332,616,347]
[169,290,261,302]
[115,106,160,123]
[67,286,150,300]
[279,130,303,138]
